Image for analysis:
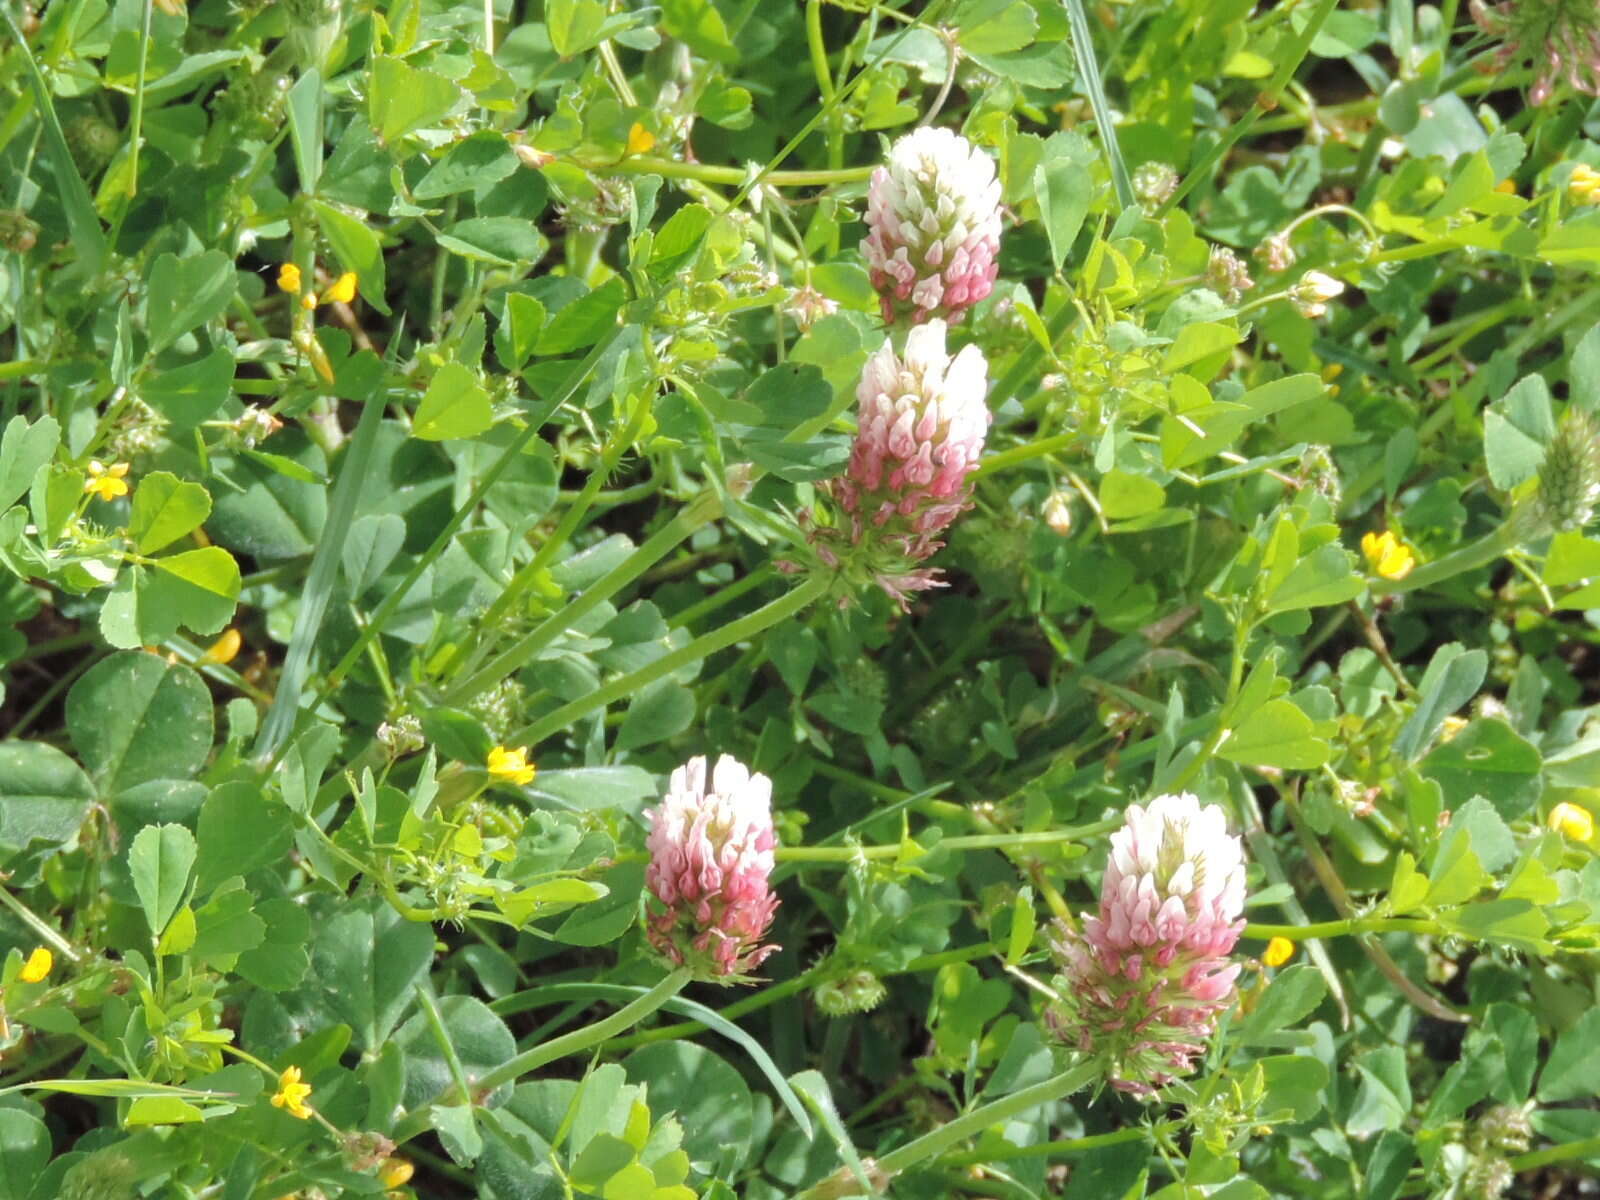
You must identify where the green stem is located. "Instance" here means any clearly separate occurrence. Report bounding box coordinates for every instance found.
[972,433,1080,480]
[477,967,690,1093]
[605,155,873,188]
[1511,1135,1600,1171]
[299,334,622,746]
[1161,0,1340,215]
[441,395,657,682]
[1373,518,1525,595]
[507,573,830,745]
[874,1058,1105,1177]
[443,490,723,705]
[1163,615,1250,793]
[0,885,78,961]
[775,828,1114,864]
[1244,917,1439,940]
[943,1122,1175,1167]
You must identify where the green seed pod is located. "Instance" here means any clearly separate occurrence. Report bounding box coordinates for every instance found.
[1535,407,1600,532]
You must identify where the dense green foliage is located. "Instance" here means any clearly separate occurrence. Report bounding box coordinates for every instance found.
[3,0,1600,1197]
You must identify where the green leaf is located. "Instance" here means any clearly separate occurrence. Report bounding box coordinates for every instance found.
[1544,530,1600,587]
[150,547,242,636]
[659,0,739,63]
[65,652,214,794]
[128,471,212,555]
[1571,323,1600,413]
[1098,470,1165,519]
[548,0,608,56]
[0,741,96,869]
[236,897,311,991]
[648,204,714,282]
[127,822,197,938]
[437,217,548,266]
[0,414,60,512]
[1163,322,1242,379]
[146,250,236,354]
[141,348,235,431]
[1034,156,1092,270]
[615,680,696,752]
[369,56,462,144]
[312,200,390,315]
[1263,543,1363,614]
[414,132,519,200]
[192,886,267,960]
[124,1096,205,1125]
[195,781,296,896]
[1538,1008,1600,1101]
[956,0,1039,55]
[1219,699,1329,769]
[1484,374,1554,490]
[494,293,547,372]
[0,1110,49,1200]
[1420,718,1543,821]
[342,512,406,597]
[1393,644,1487,762]
[310,895,436,1051]
[622,1042,753,1165]
[1235,964,1327,1044]
[286,68,323,193]
[413,362,494,441]
[537,278,627,355]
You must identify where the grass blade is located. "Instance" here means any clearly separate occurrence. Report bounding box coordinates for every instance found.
[1062,0,1133,213]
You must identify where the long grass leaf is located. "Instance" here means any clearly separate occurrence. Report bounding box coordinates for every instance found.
[1062,0,1133,213]
[0,7,107,273]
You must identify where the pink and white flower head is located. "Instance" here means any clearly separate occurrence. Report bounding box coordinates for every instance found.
[1047,792,1248,1097]
[862,127,1002,326]
[822,320,990,604]
[1471,0,1600,106]
[644,754,780,981]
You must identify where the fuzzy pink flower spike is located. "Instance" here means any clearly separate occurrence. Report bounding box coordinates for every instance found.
[862,127,1002,326]
[823,319,990,603]
[1047,792,1248,1097]
[644,754,780,981]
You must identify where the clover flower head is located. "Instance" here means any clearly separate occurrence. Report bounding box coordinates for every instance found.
[1569,162,1600,204]
[862,127,1002,325]
[819,320,990,605]
[1046,792,1247,1096]
[1472,0,1600,105]
[644,754,780,981]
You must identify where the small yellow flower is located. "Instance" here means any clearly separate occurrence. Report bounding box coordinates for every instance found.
[321,271,357,305]
[270,1065,313,1119]
[300,292,318,310]
[1361,530,1416,580]
[199,628,242,665]
[378,1158,415,1188]
[1439,715,1468,743]
[1548,801,1595,843]
[276,262,302,294]
[84,460,131,502]
[625,122,656,156]
[18,947,53,983]
[1262,937,1295,968]
[1568,163,1600,205]
[487,745,536,786]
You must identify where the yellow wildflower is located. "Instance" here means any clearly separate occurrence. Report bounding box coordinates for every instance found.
[321,271,357,305]
[199,628,242,665]
[1361,530,1416,580]
[300,292,318,310]
[1548,801,1595,843]
[1569,163,1600,205]
[1262,937,1295,968]
[18,947,53,983]
[378,1158,415,1188]
[626,122,656,156]
[487,745,536,786]
[1439,715,1468,743]
[84,460,131,502]
[276,262,302,294]
[270,1065,313,1119]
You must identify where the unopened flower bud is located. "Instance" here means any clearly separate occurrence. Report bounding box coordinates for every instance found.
[1207,245,1254,303]
[1132,161,1179,207]
[1291,270,1344,318]
[1042,490,1074,535]
[1534,407,1600,532]
[786,284,838,332]
[813,969,888,1017]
